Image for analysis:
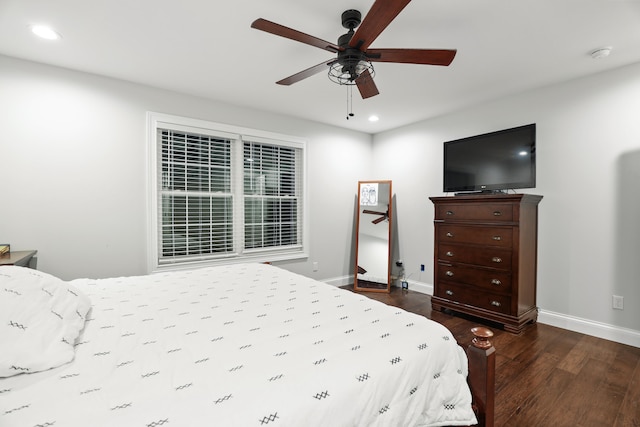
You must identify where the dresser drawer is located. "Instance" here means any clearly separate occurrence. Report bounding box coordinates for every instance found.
[435,282,511,315]
[438,243,512,269]
[436,262,512,292]
[435,203,514,222]
[437,224,513,247]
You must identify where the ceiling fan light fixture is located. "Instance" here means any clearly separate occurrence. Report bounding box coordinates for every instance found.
[328,60,375,85]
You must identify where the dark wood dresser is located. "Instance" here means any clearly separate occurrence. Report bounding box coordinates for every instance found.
[429,194,542,333]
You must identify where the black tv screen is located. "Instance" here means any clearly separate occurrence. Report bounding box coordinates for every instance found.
[443,123,536,193]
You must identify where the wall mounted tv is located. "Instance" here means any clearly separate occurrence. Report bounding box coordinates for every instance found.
[443,123,536,194]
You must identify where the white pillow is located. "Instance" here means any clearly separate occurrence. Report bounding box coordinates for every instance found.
[0,266,91,377]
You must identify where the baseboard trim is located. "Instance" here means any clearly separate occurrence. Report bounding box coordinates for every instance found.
[325,275,352,288]
[537,309,640,348]
[404,280,433,295]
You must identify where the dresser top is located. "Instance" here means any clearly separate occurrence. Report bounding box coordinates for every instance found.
[430,193,543,204]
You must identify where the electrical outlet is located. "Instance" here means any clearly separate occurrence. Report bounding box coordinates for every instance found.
[420,264,425,272]
[313,262,319,272]
[613,295,624,310]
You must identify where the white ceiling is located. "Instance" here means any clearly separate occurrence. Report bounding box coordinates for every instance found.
[2,0,640,134]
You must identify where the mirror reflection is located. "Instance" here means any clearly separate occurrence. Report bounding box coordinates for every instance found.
[354,180,392,292]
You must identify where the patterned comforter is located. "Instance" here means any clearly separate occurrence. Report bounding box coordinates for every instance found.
[0,263,476,426]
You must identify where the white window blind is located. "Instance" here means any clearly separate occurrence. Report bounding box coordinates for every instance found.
[243,140,303,251]
[160,130,233,258]
[148,112,307,272]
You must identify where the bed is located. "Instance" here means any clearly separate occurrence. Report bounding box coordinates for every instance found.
[0,263,494,426]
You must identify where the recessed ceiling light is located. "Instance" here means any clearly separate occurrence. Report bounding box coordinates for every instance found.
[31,25,61,40]
[368,115,379,122]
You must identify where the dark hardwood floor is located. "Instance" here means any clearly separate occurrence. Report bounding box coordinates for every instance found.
[347,286,640,427]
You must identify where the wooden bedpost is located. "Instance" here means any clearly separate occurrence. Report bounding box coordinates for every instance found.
[467,327,495,427]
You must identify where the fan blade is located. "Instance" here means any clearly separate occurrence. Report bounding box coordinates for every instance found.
[372,216,386,224]
[367,48,457,66]
[363,210,386,215]
[348,0,412,50]
[355,69,379,99]
[276,59,337,86]
[252,18,342,53]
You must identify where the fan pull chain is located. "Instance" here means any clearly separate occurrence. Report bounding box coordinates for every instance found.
[346,85,354,120]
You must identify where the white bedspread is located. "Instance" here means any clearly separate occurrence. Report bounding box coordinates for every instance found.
[0,263,476,426]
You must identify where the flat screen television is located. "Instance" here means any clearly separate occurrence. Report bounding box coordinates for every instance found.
[443,123,536,194]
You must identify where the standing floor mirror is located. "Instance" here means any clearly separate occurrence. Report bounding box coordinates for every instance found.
[354,180,392,293]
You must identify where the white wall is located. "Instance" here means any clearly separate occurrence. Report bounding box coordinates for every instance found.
[0,55,372,282]
[373,62,640,345]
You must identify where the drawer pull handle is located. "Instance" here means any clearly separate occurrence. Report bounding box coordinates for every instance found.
[446,210,454,216]
[445,251,454,257]
[492,236,502,241]
[492,257,503,263]
[446,290,454,296]
[446,232,454,238]
[493,211,502,216]
[491,300,501,307]
[446,271,454,277]
[491,279,502,286]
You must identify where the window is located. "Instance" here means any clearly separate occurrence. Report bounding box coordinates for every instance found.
[148,112,307,272]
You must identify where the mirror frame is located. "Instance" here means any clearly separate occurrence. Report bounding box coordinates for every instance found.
[354,180,392,293]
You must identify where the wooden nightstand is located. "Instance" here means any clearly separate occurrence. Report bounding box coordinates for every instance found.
[0,250,38,268]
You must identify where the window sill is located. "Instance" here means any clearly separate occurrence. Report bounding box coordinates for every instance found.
[150,251,309,274]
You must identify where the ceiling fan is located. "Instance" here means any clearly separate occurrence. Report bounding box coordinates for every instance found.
[251,0,457,99]
[363,208,389,224]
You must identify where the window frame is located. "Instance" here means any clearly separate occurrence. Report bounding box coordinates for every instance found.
[147,112,308,273]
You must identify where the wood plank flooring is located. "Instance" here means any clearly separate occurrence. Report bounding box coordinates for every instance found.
[347,286,640,427]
